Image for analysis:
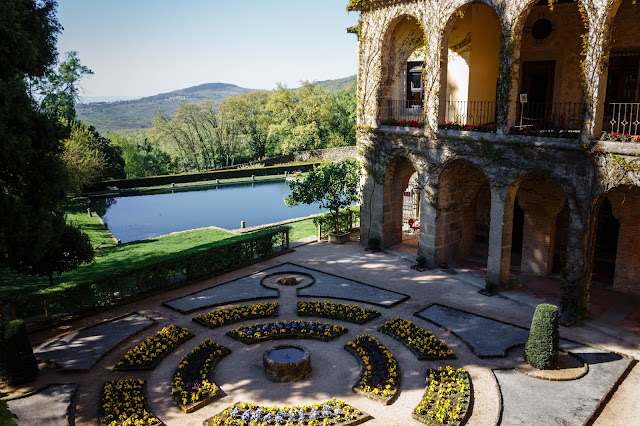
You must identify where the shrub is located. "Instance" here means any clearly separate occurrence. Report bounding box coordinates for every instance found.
[0,320,38,386]
[416,255,427,266]
[525,304,559,369]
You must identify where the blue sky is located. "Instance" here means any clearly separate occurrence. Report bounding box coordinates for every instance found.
[56,1,359,98]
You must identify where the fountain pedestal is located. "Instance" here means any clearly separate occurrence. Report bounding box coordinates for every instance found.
[263,344,311,383]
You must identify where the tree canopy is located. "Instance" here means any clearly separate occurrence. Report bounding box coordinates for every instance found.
[0,0,94,280]
[285,159,360,233]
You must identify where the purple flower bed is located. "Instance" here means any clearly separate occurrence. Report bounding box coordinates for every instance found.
[227,320,347,344]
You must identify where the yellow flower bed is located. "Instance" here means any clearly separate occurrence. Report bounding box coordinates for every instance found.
[203,399,370,426]
[227,319,347,343]
[172,339,230,411]
[297,300,380,324]
[345,335,398,404]
[193,302,278,329]
[413,366,472,425]
[101,379,159,426]
[379,317,454,360]
[115,325,191,370]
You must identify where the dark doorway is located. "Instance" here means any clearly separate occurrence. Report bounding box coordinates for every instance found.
[511,197,525,266]
[519,61,556,126]
[593,198,620,286]
[604,54,640,131]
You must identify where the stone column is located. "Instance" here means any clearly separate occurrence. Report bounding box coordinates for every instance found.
[360,173,385,247]
[519,198,565,276]
[487,185,516,287]
[418,182,438,267]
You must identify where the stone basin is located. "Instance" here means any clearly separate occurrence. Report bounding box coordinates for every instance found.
[263,344,311,382]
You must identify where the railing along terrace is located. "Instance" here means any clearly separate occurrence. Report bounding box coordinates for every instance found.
[380,99,424,123]
[515,101,582,131]
[444,100,496,126]
[605,103,640,137]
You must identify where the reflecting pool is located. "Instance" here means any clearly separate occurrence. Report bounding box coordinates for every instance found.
[90,180,324,243]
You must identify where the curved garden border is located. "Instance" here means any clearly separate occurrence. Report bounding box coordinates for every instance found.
[344,335,400,405]
[172,339,231,414]
[226,320,348,344]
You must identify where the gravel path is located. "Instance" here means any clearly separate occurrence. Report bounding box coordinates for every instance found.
[3,241,637,426]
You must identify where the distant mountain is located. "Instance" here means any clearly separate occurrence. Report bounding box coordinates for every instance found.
[76,83,254,133]
[313,75,356,92]
[77,76,357,133]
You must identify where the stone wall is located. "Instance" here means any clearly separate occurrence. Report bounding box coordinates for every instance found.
[293,146,357,163]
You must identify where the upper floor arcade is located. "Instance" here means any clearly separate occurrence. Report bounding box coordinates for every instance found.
[352,0,640,144]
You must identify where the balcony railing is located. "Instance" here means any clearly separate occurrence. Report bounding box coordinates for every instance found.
[380,99,424,123]
[604,103,640,136]
[443,100,496,126]
[515,101,582,131]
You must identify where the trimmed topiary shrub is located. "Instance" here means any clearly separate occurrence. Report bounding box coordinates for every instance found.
[525,304,559,370]
[0,320,39,386]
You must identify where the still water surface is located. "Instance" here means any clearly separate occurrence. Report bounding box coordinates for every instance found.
[94,180,324,243]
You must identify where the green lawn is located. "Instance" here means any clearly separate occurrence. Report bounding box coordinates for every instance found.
[0,200,320,302]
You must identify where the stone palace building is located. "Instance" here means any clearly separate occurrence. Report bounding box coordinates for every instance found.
[350,0,640,320]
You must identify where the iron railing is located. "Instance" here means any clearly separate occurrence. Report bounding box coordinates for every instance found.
[380,99,424,123]
[515,101,582,131]
[443,100,496,126]
[604,103,640,136]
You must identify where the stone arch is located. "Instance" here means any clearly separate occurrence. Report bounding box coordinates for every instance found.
[509,172,569,276]
[438,2,502,127]
[507,0,587,133]
[434,159,491,265]
[378,14,426,124]
[382,155,419,248]
[591,185,640,295]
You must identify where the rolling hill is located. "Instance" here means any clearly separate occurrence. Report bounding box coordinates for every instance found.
[77,76,357,133]
[76,83,254,133]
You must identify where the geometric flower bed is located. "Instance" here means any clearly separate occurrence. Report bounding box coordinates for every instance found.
[227,320,348,344]
[203,399,372,426]
[379,317,455,360]
[172,339,231,414]
[344,335,399,405]
[114,325,193,371]
[413,366,472,425]
[298,300,381,324]
[193,302,279,329]
[100,379,160,426]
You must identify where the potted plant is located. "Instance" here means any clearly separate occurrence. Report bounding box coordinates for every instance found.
[285,159,359,244]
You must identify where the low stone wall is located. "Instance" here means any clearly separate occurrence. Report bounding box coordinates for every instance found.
[294,146,357,162]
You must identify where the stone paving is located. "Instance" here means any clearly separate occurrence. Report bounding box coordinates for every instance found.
[4,241,639,426]
[33,313,155,370]
[7,384,76,426]
[494,341,632,425]
[415,304,530,357]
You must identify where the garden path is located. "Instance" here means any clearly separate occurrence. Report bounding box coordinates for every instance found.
[4,241,639,426]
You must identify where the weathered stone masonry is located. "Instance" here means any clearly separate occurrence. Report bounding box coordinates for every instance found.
[352,0,640,321]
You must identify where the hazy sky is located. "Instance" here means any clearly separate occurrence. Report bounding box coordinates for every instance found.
[56,1,359,98]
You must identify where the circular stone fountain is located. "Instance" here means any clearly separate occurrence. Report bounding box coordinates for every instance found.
[263,344,311,382]
[261,271,315,288]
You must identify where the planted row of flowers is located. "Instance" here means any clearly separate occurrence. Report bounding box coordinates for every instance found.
[203,399,371,426]
[227,320,348,344]
[380,118,425,128]
[600,131,640,143]
[172,339,231,413]
[439,122,497,133]
[193,302,279,329]
[297,300,381,324]
[379,317,455,360]
[100,379,160,426]
[114,325,192,371]
[345,335,399,405]
[413,366,472,426]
